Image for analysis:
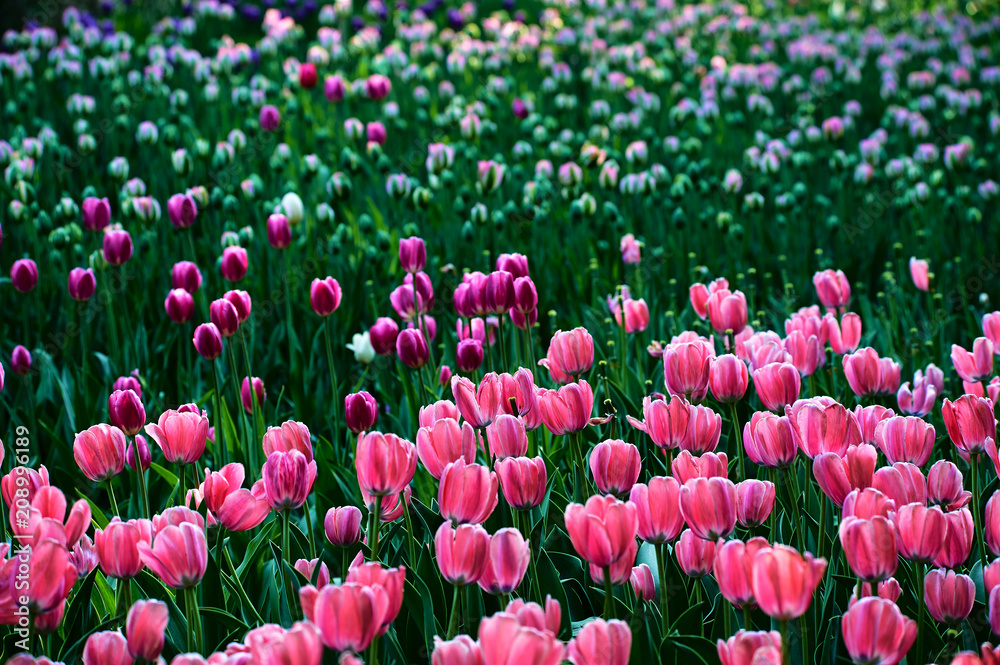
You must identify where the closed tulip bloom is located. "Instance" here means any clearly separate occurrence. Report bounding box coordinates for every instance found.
[715,537,770,607]
[192,323,223,360]
[484,270,515,315]
[567,618,631,665]
[435,520,490,585]
[703,289,748,335]
[310,277,342,316]
[73,423,128,481]
[170,261,202,293]
[479,528,531,594]
[927,460,970,510]
[356,431,416,496]
[83,631,130,665]
[266,213,291,249]
[813,269,851,309]
[629,477,684,544]
[539,327,594,383]
[753,363,801,412]
[504,597,561,637]
[895,503,946,563]
[399,236,426,273]
[942,394,997,454]
[564,494,638,568]
[874,415,935,466]
[478,611,565,665]
[736,480,776,528]
[924,568,975,624]
[537,381,595,435]
[307,582,382,652]
[126,599,169,661]
[103,229,133,266]
[144,409,209,465]
[513,277,538,315]
[987,493,1000,556]
[137,522,207,589]
[589,440,641,495]
[210,298,240,338]
[108,389,145,437]
[396,328,429,369]
[676,528,717,577]
[630,564,655,602]
[751,544,827,620]
[953,338,995,382]
[223,290,251,324]
[10,258,38,293]
[841,597,917,665]
[826,313,862,355]
[324,506,363,547]
[452,374,503,428]
[220,246,248,282]
[843,348,901,398]
[487,414,529,460]
[671,450,728,485]
[82,196,112,231]
[418,418,478,479]
[439,459,498,524]
[786,398,862,459]
[431,635,483,665]
[842,488,896,521]
[680,477,738,541]
[663,342,712,402]
[839,516,897,582]
[262,420,313,463]
[812,446,875,507]
[345,391,379,434]
[167,193,197,229]
[743,411,798,468]
[456,338,485,373]
[783,330,826,377]
[201,465,270,532]
[10,345,31,375]
[164,288,195,324]
[259,104,281,131]
[710,355,749,403]
[496,456,547,510]
[68,267,96,301]
[680,404,722,454]
[369,317,400,356]
[626,395,691,450]
[241,376,265,414]
[263,450,317,511]
[933,508,974,569]
[94,517,153,579]
[717,630,782,665]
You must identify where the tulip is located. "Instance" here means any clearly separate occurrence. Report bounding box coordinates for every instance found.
[144,409,209,465]
[839,516,897,582]
[927,460,969,509]
[783,330,825,376]
[439,459,498,524]
[895,503,946,563]
[126,599,169,661]
[10,345,31,375]
[478,528,530,594]
[717,631,782,665]
[671,450,728,485]
[743,411,798,468]
[262,420,313,463]
[478,611,565,665]
[417,418,478,479]
[344,561,405,634]
[538,327,594,383]
[874,415,935,466]
[356,431,417,497]
[566,618,631,665]
[629,563,655,602]
[324,506,363,547]
[751,544,827,621]
[565,494,637,568]
[260,105,281,131]
[680,404,722,454]
[310,277,342,316]
[241,376,265,414]
[924,568,975,624]
[495,456,547,510]
[710,354,749,403]
[108,389,145,437]
[192,323,223,360]
[753,363,801,412]
[68,267,96,301]
[83,196,112,231]
[164,288,195,324]
[589,440,641,495]
[842,488,896,521]
[811,446,875,508]
[679,477,738,541]
[201,465,270,532]
[933,508,974,569]
[94,517,153,579]
[626,395,691,451]
[306,582,381,652]
[663,342,712,402]
[537,381,595,435]
[952,337,995,382]
[73,423,128,482]
[676,528,716,577]
[942,394,996,454]
[813,269,850,309]
[435,520,490,585]
[369,317,399,356]
[487,414,530,460]
[629,477,684,544]
[220,246,248,282]
[210,298,240,338]
[736,480,776,527]
[787,398,862,458]
[83,631,130,665]
[10,258,38,292]
[266,213,291,249]
[344,391,378,434]
[715,537,770,607]
[827,312,862,355]
[224,290,251,324]
[137,522,207,589]
[397,236,426,273]
[167,193,197,229]
[872,462,926,508]
[103,229,133,266]
[396,328,429,368]
[843,348,900,397]
[841,597,916,665]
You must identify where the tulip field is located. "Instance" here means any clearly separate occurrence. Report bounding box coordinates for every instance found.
[5,0,1000,663]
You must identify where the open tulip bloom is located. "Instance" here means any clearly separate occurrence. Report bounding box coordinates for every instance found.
[6,3,1000,665]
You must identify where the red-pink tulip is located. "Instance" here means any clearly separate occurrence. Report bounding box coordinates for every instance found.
[589,439,641,495]
[537,381,595,435]
[924,568,974,624]
[933,508,974,569]
[262,450,317,511]
[310,277,342,317]
[355,431,416,497]
[94,517,153,579]
[144,409,209,465]
[872,462,926,507]
[496,456,547,510]
[438,459,498,525]
[478,528,530,595]
[629,476,684,544]
[843,348,900,397]
[452,374,503,428]
[324,506,363,547]
[262,420,314,463]
[306,582,382,652]
[942,394,996,454]
[783,330,825,377]
[73,423,127,482]
[743,411,798,468]
[952,337,995,382]
[927,460,971,510]
[813,269,850,309]
[505,597,562,637]
[626,395,691,450]
[220,245,248,282]
[753,362,801,412]
[630,564,655,602]
[714,537,770,607]
[717,630,782,665]
[431,635,483,665]
[710,354,749,403]
[736,480,775,528]
[751,544,827,620]
[202,464,271,532]
[486,414,529,460]
[478,611,565,665]
[841,597,916,665]
[842,488,896,521]
[417,418,478,479]
[566,618,631,665]
[126,599,169,661]
[675,528,716,577]
[82,630,130,665]
[680,477,737,541]
[705,289,748,335]
[564,494,637,568]
[812,445,876,507]
[538,327,594,383]
[826,312,862,354]
[663,342,712,402]
[137,522,207,589]
[345,391,379,434]
[873,415,934,466]
[679,404,722,454]
[895,502,945,563]
[435,520,490,585]
[786,398,862,458]
[671,450,728,485]
[839,516,897,582]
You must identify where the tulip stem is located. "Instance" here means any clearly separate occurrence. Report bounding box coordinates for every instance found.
[134,436,150,520]
[972,453,988,571]
[656,542,670,636]
[447,584,462,639]
[211,359,228,467]
[185,586,203,654]
[371,495,383,562]
[324,316,342,449]
[281,509,295,624]
[106,481,119,517]
[800,616,809,665]
[304,500,317,560]
[402,496,418,568]
[227,341,251,469]
[224,547,266,625]
[743,606,752,631]
[603,566,614,620]
[497,316,508,371]
[915,561,925,661]
[728,403,745,481]
[817,496,827,558]
[524,511,542,604]
[779,620,790,665]
[215,528,226,569]
[103,271,122,369]
[783,466,806,553]
[239,327,260,448]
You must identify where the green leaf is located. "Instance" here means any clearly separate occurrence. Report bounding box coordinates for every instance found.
[58,568,97,661]
[150,462,179,487]
[75,489,110,529]
[238,519,278,580]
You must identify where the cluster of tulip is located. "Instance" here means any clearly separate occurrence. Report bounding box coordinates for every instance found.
[4,0,1000,664]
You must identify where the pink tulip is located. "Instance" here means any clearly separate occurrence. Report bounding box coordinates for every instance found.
[344,561,406,635]
[679,404,722,454]
[564,494,637,568]
[671,450,728,485]
[126,599,169,661]
[438,459,498,524]
[566,618,631,665]
[753,363,801,412]
[909,257,930,291]
[486,414,529,460]
[589,440,641,495]
[839,516,897,582]
[432,636,483,665]
[813,269,850,309]
[663,342,712,402]
[452,374,503,428]
[73,423,127,482]
[94,517,153,579]
[751,544,827,621]
[952,337,994,382]
[435,520,490,585]
[202,464,271,532]
[874,415,935,466]
[324,506,363,547]
[496,456,547,510]
[629,476,684,544]
[220,245,248,282]
[306,582,382,652]
[717,631,782,665]
[679,477,738,541]
[714,537,770,607]
[103,229,133,266]
[854,405,894,445]
[192,323,223,360]
[355,431,416,497]
[843,348,900,397]
[710,354,749,403]
[626,395,691,451]
[933,508,974,569]
[478,611,565,665]
[895,503,946,563]
[786,398,862,458]
[137,522,207,589]
[736,480,775,528]
[783,330,825,377]
[872,462,926,508]
[144,409,209,465]
[924,568,974,624]
[843,488,896,521]
[345,392,379,434]
[841,597,916,665]
[538,327,594,383]
[706,289,748,335]
[82,631,130,665]
[537,381,595,435]
[478,528,530,595]
[417,418,478,479]
[630,564,655,602]
[675,528,716,577]
[742,411,798,468]
[262,420,314,463]
[812,445,876,507]
[826,313,862,355]
[266,213,291,249]
[942,394,996,454]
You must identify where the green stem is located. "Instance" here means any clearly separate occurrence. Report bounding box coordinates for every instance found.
[134,436,150,519]
[211,359,228,466]
[780,620,790,665]
[743,605,752,631]
[728,402,745,481]
[524,511,541,604]
[817,495,827,558]
[656,542,670,636]
[402,497,418,568]
[800,615,809,665]
[106,481,119,518]
[915,560,925,662]
[281,509,295,622]
[603,566,614,620]
[497,316,507,371]
[324,316,342,449]
[447,583,462,639]
[973,454,988,571]
[304,499,317,559]
[239,327,259,449]
[371,495,384,562]
[227,341,251,470]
